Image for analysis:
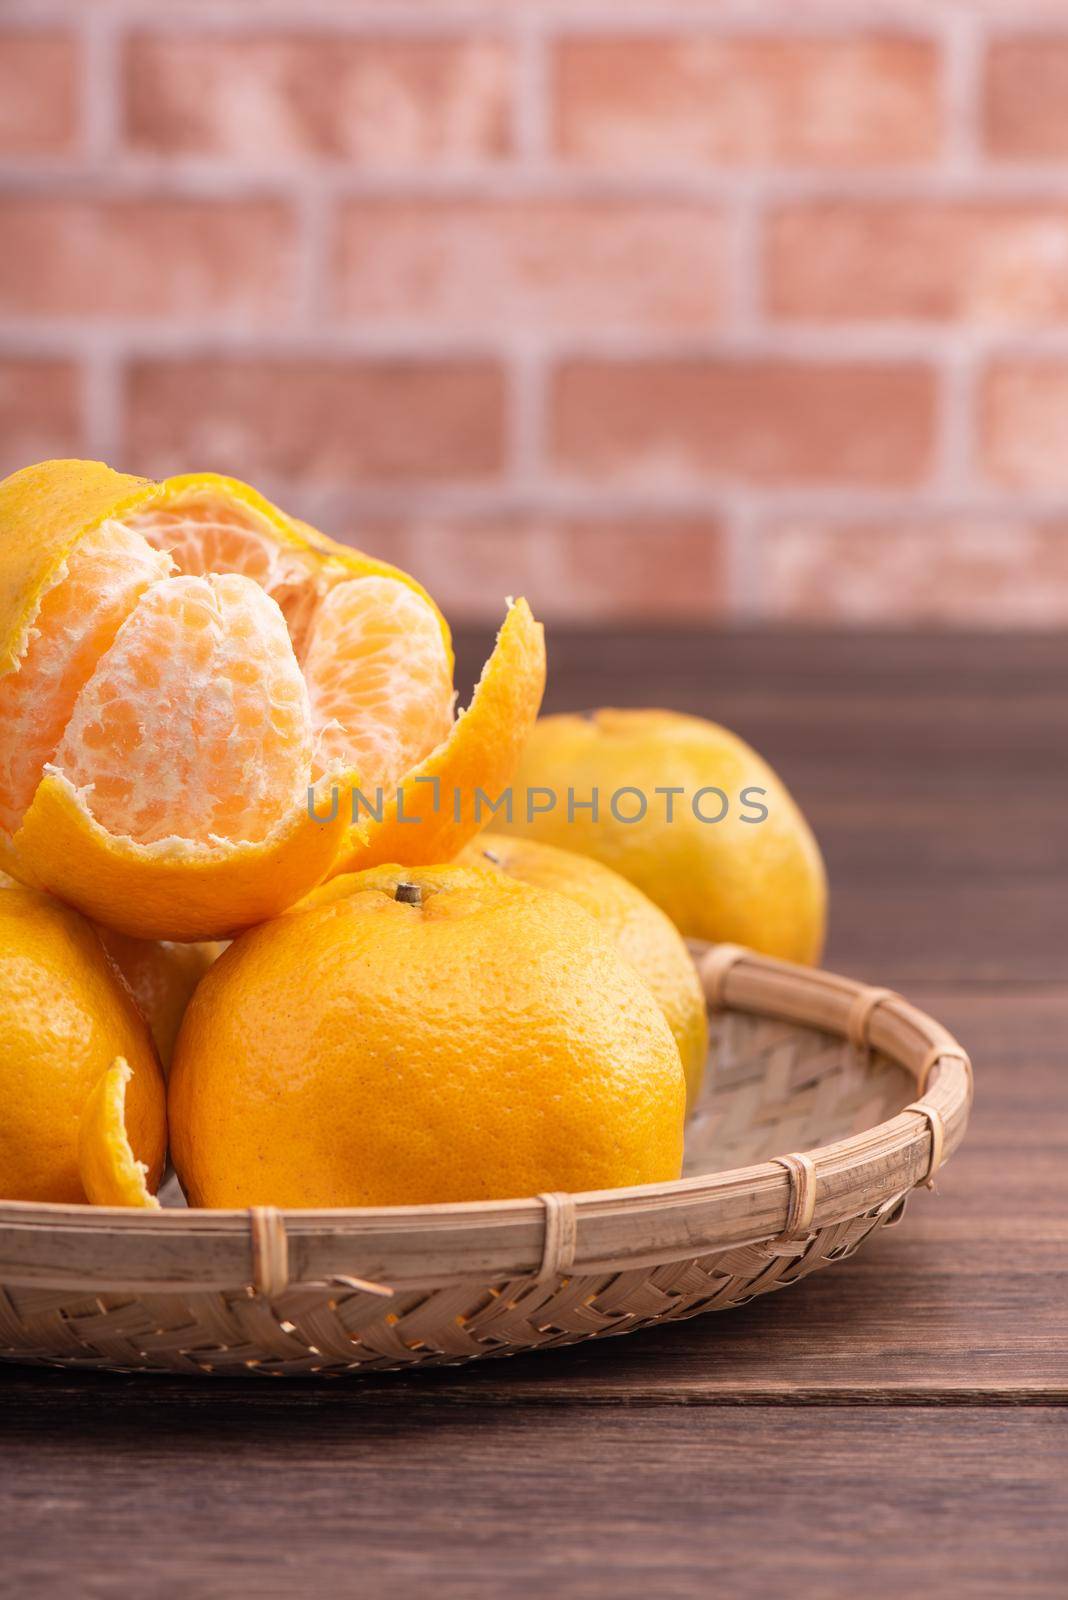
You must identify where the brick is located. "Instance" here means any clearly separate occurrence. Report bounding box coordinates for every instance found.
[980,361,1068,490]
[769,202,1068,324]
[352,512,727,622]
[552,359,936,488]
[0,198,296,320]
[124,358,506,485]
[760,519,1068,626]
[335,199,726,333]
[984,38,1068,159]
[555,35,940,169]
[124,34,511,166]
[0,360,82,475]
[0,32,78,157]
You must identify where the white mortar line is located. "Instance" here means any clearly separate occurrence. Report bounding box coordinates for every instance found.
[80,335,123,463]
[941,9,984,177]
[507,338,547,491]
[18,160,1068,204]
[292,179,332,331]
[726,194,763,335]
[80,6,122,174]
[513,12,550,166]
[937,347,979,496]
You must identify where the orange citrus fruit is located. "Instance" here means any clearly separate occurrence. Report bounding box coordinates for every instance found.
[170,865,685,1207]
[0,460,545,939]
[0,883,166,1203]
[498,709,827,963]
[460,833,708,1110]
[1,868,221,1072]
[94,928,224,1072]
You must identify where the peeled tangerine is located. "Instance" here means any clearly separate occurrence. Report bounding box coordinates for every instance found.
[0,884,166,1204]
[0,461,545,941]
[170,866,686,1208]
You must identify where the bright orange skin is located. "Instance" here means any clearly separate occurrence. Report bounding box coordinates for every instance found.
[170,865,685,1208]
[0,886,166,1203]
[460,833,708,1111]
[1,871,221,1074]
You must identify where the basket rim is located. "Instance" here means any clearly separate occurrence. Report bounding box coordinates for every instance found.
[0,944,972,1296]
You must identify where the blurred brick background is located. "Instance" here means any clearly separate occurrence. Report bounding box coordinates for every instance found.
[3,1,1068,625]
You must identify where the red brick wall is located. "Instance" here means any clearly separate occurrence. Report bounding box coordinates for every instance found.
[2,2,1068,626]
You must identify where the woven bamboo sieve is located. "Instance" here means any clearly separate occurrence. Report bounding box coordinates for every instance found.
[0,945,972,1377]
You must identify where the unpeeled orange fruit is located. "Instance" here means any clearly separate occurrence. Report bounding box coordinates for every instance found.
[460,833,708,1111]
[499,709,827,963]
[0,460,545,939]
[2,868,222,1072]
[170,865,685,1207]
[0,883,166,1203]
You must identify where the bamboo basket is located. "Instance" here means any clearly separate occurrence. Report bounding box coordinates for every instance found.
[0,944,972,1377]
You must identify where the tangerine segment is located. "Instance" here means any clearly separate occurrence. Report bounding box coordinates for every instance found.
[128,473,453,671]
[335,598,546,873]
[0,520,173,838]
[290,510,453,672]
[55,574,313,848]
[0,459,156,677]
[13,768,361,942]
[125,486,332,659]
[78,1058,161,1209]
[303,576,455,792]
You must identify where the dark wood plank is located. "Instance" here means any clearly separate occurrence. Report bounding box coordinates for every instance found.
[3,631,1064,1596]
[825,888,1068,983]
[1,1400,1065,1598]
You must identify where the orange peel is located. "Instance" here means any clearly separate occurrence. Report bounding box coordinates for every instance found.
[78,1058,160,1209]
[335,598,546,872]
[14,769,360,942]
[0,459,157,677]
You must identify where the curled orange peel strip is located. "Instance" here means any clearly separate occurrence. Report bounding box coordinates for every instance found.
[77,1058,161,1210]
[332,598,546,874]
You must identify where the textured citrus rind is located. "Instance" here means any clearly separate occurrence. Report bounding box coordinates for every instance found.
[15,769,361,942]
[78,1058,161,1209]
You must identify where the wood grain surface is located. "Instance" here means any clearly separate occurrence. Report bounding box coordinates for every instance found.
[2,629,1065,1597]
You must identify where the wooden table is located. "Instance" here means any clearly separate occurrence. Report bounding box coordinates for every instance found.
[2,630,1065,1597]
